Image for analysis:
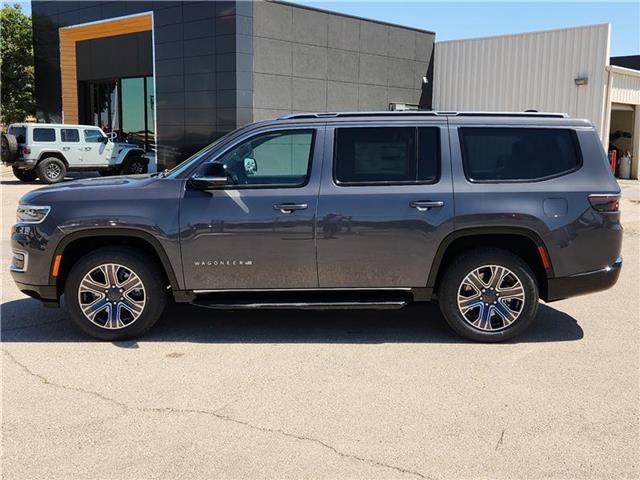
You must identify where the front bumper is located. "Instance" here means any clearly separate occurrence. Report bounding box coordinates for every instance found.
[12,281,59,307]
[546,256,622,302]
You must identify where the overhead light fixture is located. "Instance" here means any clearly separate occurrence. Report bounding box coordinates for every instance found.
[574,77,588,86]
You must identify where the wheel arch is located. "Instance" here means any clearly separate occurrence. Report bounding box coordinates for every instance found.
[51,228,181,298]
[37,151,69,166]
[427,227,553,301]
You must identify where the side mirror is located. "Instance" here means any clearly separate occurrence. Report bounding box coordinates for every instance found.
[190,162,228,189]
[101,136,109,144]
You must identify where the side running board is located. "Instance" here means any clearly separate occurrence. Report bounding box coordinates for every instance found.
[191,300,408,310]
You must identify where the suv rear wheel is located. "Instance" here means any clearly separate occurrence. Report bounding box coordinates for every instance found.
[37,157,66,184]
[438,248,539,342]
[12,167,37,182]
[64,247,167,340]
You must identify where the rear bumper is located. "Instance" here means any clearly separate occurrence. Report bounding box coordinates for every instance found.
[8,159,37,169]
[546,256,622,302]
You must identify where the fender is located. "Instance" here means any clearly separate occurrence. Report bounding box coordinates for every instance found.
[50,227,180,292]
[426,226,554,288]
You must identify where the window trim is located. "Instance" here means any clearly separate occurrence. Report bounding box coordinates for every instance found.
[458,126,584,184]
[194,128,317,190]
[61,128,80,143]
[32,127,57,143]
[332,126,441,187]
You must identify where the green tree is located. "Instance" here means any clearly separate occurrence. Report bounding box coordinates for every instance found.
[0,3,34,125]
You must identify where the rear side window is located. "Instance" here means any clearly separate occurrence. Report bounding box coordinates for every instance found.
[33,128,56,142]
[61,128,79,142]
[459,128,581,181]
[334,127,440,185]
[8,126,26,143]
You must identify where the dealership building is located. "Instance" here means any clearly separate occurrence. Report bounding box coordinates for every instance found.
[31,1,639,177]
[31,0,435,169]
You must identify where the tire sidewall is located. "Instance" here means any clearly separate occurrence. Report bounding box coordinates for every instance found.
[122,155,147,175]
[37,157,67,184]
[438,248,539,342]
[64,248,166,341]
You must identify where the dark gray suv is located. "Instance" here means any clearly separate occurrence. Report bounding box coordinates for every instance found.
[10,112,623,342]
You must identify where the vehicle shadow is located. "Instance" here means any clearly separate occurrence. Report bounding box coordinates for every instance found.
[0,298,583,344]
[0,172,101,186]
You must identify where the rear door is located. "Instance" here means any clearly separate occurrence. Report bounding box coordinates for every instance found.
[316,121,454,288]
[60,128,82,163]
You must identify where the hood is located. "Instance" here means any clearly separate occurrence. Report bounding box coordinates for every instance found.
[20,174,160,205]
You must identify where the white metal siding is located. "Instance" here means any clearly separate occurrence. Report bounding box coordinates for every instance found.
[434,24,611,134]
[610,68,640,105]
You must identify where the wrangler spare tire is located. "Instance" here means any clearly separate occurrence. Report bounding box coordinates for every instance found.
[1,133,18,163]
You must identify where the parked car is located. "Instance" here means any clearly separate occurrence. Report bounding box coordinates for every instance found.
[9,111,622,342]
[1,123,148,184]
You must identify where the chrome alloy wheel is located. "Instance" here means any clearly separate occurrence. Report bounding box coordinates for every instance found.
[77,263,146,329]
[46,162,62,179]
[457,265,525,331]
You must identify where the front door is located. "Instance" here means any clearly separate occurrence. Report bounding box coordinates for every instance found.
[316,123,454,288]
[180,127,324,290]
[81,128,113,166]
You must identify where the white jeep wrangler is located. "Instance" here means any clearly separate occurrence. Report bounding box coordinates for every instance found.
[1,123,150,184]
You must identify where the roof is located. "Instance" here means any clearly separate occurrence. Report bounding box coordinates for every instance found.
[277,111,570,120]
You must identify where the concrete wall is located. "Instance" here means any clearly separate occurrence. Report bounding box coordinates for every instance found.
[251,0,435,122]
[434,24,611,135]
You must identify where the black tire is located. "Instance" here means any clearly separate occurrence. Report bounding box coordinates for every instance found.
[121,155,147,175]
[1,133,18,163]
[37,157,66,184]
[12,166,37,182]
[438,248,539,342]
[64,247,167,341]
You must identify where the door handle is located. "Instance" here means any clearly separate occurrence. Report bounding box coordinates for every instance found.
[410,200,444,212]
[273,203,308,214]
[62,146,70,151]
[84,147,92,151]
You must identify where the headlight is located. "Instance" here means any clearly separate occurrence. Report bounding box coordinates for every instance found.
[16,205,51,224]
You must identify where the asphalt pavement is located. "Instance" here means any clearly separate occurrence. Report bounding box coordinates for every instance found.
[1,169,638,479]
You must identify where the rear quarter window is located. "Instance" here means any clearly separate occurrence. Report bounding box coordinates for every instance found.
[32,128,56,142]
[8,126,26,143]
[459,127,581,182]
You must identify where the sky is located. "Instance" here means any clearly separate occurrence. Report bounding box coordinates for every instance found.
[10,0,640,57]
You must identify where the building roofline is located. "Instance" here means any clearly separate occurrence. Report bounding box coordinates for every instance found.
[606,65,640,77]
[267,0,436,35]
[436,22,610,45]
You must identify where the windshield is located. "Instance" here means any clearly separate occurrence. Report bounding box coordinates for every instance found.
[165,130,237,178]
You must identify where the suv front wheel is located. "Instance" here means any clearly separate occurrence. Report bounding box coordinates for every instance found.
[64,247,167,340]
[438,248,539,342]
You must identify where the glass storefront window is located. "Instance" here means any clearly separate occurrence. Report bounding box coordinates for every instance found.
[82,76,155,152]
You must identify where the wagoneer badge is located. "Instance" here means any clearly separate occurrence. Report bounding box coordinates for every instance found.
[194,260,253,266]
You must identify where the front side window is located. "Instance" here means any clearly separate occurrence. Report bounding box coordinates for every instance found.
[334,127,440,185]
[459,128,581,181]
[32,128,56,142]
[61,129,80,142]
[84,129,105,143]
[200,129,314,187]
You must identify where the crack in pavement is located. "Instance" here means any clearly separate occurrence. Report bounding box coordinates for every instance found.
[2,349,435,480]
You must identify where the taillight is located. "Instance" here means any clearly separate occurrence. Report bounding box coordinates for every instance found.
[20,146,31,155]
[588,194,620,212]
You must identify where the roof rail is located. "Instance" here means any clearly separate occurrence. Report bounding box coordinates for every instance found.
[277,111,569,120]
